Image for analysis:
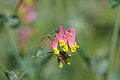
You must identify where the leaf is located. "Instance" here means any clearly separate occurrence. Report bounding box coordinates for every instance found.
[108,0,120,8]
[5,71,19,80]
[7,15,20,29]
[32,48,52,59]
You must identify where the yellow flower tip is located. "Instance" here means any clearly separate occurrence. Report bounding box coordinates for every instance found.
[53,48,59,54]
[59,63,63,68]
[70,45,77,52]
[59,40,66,46]
[63,44,68,52]
[68,54,72,58]
[76,45,79,48]
[71,49,76,53]
[70,42,79,52]
[67,62,71,65]
[18,8,26,16]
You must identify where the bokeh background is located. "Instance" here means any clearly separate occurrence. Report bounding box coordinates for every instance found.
[0,0,120,80]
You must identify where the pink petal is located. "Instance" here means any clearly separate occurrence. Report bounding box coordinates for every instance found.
[57,24,64,40]
[25,5,37,22]
[18,26,32,45]
[52,34,59,48]
[64,28,76,45]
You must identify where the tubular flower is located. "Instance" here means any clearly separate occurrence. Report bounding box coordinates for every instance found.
[57,24,68,51]
[64,28,79,52]
[52,34,59,54]
[52,24,68,54]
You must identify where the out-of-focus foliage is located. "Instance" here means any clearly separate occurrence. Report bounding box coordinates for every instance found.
[108,0,120,8]
[0,0,120,80]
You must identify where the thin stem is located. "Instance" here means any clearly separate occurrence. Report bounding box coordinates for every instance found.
[107,6,120,80]
[0,64,6,72]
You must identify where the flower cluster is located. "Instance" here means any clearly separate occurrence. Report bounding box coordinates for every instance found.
[51,24,79,68]
[16,0,36,55]
[17,0,37,23]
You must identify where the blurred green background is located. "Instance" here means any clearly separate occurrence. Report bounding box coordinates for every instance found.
[0,0,120,80]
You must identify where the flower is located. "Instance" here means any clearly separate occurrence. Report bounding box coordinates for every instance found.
[18,26,32,55]
[57,24,68,51]
[17,0,37,23]
[52,24,68,54]
[52,34,59,54]
[52,24,79,54]
[51,24,79,68]
[64,28,79,52]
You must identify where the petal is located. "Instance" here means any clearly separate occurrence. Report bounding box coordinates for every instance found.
[52,34,58,48]
[25,5,37,22]
[57,24,64,40]
[52,34,60,54]
[64,27,76,45]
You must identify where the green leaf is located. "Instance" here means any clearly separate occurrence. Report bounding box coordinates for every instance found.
[32,48,52,59]
[108,0,120,8]
[5,71,19,80]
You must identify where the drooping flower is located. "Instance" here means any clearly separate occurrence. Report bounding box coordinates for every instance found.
[64,28,79,52]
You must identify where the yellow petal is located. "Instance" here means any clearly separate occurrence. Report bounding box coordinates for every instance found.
[59,40,66,46]
[70,42,79,52]
[63,44,68,52]
[53,48,59,54]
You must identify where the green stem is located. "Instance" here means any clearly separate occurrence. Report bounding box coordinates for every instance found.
[5,24,21,62]
[107,6,120,80]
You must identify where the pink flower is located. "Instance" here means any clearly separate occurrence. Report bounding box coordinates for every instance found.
[52,34,59,54]
[52,24,68,54]
[17,0,37,23]
[52,24,79,54]
[24,5,37,23]
[64,28,79,52]
[51,24,79,68]
[18,26,32,54]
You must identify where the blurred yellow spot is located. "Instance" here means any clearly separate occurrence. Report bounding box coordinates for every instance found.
[70,42,79,52]
[59,40,66,46]
[18,7,26,16]
[24,0,33,5]
[67,61,71,65]
[68,54,71,57]
[53,48,59,54]
[59,63,63,68]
